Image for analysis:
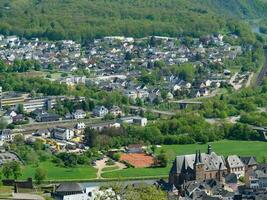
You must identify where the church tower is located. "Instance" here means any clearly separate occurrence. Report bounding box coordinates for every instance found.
[194,150,205,181]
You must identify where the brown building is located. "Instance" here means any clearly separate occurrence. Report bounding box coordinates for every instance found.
[169,145,227,187]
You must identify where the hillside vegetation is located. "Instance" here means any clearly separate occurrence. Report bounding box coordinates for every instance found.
[0,0,266,41]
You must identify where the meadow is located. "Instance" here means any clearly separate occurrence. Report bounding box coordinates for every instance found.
[20,161,97,182]
[102,140,267,179]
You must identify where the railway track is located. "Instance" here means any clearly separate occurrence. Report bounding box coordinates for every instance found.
[13,119,116,135]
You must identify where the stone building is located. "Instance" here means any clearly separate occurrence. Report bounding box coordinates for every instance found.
[169,145,227,187]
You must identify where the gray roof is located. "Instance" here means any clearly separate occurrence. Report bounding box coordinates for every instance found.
[172,152,227,174]
[226,155,245,168]
[239,156,257,166]
[56,182,83,193]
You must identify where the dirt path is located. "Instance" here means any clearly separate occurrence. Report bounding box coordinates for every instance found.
[94,157,126,179]
[94,157,108,179]
[245,72,254,88]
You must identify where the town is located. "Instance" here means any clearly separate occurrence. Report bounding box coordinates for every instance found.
[0,33,254,102]
[0,33,266,200]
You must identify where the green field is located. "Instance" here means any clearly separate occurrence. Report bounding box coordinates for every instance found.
[102,140,267,179]
[20,161,97,181]
[102,166,120,172]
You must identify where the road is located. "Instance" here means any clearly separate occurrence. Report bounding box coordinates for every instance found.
[256,50,267,86]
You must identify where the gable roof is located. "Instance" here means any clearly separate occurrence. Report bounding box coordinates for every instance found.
[171,151,227,174]
[239,156,257,166]
[56,182,83,193]
[226,155,245,168]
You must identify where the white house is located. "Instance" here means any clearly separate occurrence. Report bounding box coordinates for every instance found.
[76,122,86,130]
[120,116,148,127]
[72,109,86,119]
[0,129,14,145]
[5,110,17,118]
[53,127,74,141]
[93,106,109,118]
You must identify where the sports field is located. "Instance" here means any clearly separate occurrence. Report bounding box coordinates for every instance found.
[120,153,154,168]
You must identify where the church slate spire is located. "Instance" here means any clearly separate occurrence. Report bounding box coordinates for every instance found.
[195,150,199,164]
[198,150,202,163]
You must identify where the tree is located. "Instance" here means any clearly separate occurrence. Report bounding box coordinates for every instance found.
[17,104,24,114]
[155,151,168,167]
[84,127,98,148]
[0,118,7,130]
[2,161,21,179]
[125,51,132,60]
[47,63,54,70]
[2,162,13,179]
[149,36,157,47]
[151,145,157,154]
[10,161,22,180]
[13,135,25,146]
[33,139,45,151]
[123,184,167,200]
[34,168,47,185]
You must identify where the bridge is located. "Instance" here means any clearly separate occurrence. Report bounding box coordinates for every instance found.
[168,100,203,109]
[128,106,176,116]
[249,125,267,141]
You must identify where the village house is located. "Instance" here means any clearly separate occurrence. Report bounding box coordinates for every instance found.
[120,116,148,127]
[109,106,123,117]
[52,127,74,141]
[126,144,143,154]
[72,109,86,119]
[93,106,109,117]
[12,114,24,123]
[4,110,17,118]
[240,156,258,171]
[0,129,14,145]
[36,112,60,122]
[76,122,86,130]
[33,129,51,138]
[245,167,267,190]
[53,182,88,200]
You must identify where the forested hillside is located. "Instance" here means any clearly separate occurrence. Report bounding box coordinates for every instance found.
[202,0,267,19]
[0,0,266,41]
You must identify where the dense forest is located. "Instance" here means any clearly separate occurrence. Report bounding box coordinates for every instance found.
[0,0,266,41]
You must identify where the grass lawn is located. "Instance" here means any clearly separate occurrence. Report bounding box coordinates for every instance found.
[102,166,120,172]
[103,140,267,179]
[20,161,97,181]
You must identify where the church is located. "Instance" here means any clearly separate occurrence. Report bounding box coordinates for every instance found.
[169,145,228,187]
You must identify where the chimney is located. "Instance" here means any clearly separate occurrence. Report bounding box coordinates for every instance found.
[207,145,212,155]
